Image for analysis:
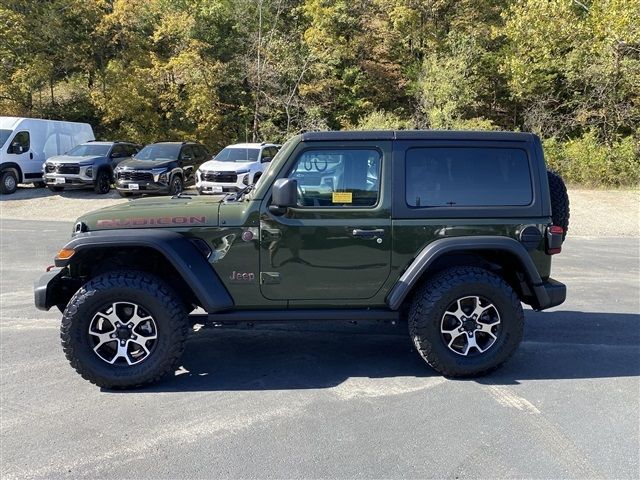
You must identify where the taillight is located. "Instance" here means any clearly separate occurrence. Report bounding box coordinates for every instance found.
[546,225,564,255]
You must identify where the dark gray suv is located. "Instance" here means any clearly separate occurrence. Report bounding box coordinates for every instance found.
[44,141,141,194]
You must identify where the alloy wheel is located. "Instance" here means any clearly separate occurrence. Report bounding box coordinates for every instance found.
[440,295,501,356]
[88,302,158,365]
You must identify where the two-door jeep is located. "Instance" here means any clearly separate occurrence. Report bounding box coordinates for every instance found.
[35,130,568,388]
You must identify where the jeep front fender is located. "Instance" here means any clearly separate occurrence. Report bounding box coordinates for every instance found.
[52,229,233,312]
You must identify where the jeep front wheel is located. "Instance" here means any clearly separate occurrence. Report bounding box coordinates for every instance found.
[408,266,524,377]
[60,271,188,388]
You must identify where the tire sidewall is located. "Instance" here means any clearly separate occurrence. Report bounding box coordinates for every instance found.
[65,283,180,387]
[170,175,183,195]
[95,170,111,194]
[413,278,522,374]
[1,171,17,194]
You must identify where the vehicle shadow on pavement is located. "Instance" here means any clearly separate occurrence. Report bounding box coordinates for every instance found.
[110,310,640,393]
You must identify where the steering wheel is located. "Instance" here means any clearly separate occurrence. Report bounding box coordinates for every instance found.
[314,157,328,172]
[304,158,313,171]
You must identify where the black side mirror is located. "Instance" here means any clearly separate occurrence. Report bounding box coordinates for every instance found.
[269,178,298,215]
[261,156,273,163]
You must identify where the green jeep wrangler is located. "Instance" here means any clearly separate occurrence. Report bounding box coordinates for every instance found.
[35,131,569,388]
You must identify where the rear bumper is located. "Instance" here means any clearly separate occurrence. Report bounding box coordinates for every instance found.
[534,278,566,310]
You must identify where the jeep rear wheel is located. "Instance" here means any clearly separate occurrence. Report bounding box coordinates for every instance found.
[408,266,524,378]
[60,271,188,388]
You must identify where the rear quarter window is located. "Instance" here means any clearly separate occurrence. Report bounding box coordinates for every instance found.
[405,147,532,207]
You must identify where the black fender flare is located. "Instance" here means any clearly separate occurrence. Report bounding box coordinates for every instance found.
[0,162,24,182]
[385,236,551,311]
[55,229,234,312]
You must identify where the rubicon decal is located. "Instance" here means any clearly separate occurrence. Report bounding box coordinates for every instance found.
[96,216,207,228]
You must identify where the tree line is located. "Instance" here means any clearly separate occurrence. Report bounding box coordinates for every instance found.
[1,0,638,185]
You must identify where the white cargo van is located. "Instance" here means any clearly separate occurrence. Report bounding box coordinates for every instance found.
[0,117,94,194]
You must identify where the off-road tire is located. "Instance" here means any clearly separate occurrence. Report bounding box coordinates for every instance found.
[94,169,111,194]
[408,266,524,378]
[1,171,18,194]
[48,185,64,192]
[60,270,188,389]
[547,170,569,240]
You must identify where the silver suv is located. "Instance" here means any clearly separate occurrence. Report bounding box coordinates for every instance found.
[44,141,141,194]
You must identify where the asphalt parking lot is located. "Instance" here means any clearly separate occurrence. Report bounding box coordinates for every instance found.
[1,217,639,479]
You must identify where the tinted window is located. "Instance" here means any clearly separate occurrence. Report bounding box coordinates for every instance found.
[180,146,194,160]
[125,144,140,156]
[195,145,210,160]
[288,149,381,207]
[12,131,30,150]
[110,144,128,158]
[135,144,180,161]
[405,147,532,207]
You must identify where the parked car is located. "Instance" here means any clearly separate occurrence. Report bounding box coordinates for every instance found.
[114,141,210,197]
[35,130,570,388]
[43,141,141,194]
[195,142,280,194]
[0,116,94,194]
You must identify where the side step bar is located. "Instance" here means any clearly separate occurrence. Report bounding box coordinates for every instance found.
[189,309,400,325]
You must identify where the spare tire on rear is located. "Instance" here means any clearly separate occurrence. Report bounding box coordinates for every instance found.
[547,170,570,240]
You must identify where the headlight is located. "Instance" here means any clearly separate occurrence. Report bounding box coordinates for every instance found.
[159,172,168,182]
[85,166,93,178]
[236,169,250,174]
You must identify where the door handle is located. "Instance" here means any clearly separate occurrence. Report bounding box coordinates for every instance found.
[30,152,33,160]
[352,228,385,239]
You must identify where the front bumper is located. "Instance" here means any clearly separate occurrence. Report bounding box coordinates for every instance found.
[34,267,74,311]
[44,173,94,187]
[196,172,249,194]
[116,179,170,194]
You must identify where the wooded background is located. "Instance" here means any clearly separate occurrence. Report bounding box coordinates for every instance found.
[1,0,638,185]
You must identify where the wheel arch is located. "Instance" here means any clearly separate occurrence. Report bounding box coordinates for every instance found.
[0,162,23,182]
[53,229,233,313]
[386,236,550,311]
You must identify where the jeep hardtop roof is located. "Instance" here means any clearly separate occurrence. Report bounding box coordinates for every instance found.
[301,130,535,142]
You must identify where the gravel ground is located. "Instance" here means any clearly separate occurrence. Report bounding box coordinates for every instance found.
[1,185,638,236]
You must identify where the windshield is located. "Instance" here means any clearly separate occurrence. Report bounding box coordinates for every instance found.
[215,147,260,162]
[135,144,180,161]
[67,144,111,156]
[0,129,12,148]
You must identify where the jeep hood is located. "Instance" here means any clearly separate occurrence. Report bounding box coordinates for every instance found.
[76,195,225,231]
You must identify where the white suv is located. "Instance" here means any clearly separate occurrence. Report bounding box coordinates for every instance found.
[196,143,280,194]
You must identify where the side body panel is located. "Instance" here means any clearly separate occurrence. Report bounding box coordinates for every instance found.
[257,140,393,305]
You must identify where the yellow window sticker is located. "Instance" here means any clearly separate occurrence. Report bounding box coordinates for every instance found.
[332,192,353,203]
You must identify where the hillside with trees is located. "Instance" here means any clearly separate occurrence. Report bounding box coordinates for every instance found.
[1,0,638,185]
